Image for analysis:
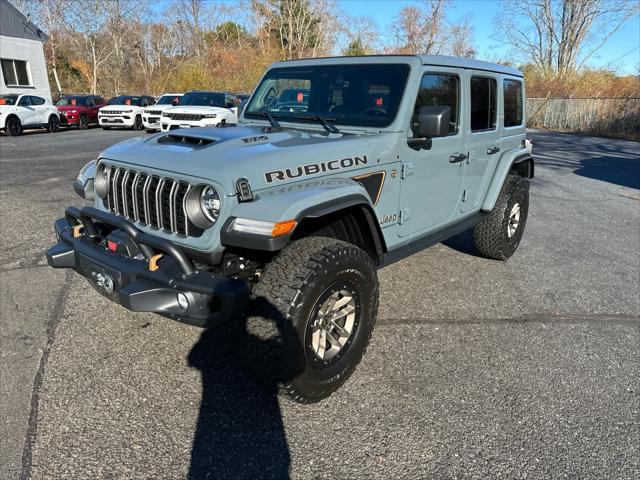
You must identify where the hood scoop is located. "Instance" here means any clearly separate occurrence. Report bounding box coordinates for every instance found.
[157,133,218,148]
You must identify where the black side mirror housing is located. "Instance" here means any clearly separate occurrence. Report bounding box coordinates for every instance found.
[417,105,450,137]
[408,106,451,149]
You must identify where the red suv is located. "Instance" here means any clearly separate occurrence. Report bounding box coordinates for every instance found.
[56,95,106,129]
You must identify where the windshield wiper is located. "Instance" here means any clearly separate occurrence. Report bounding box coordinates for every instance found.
[253,111,282,130]
[293,115,340,134]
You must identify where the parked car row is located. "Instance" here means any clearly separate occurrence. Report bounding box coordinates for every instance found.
[0,90,244,136]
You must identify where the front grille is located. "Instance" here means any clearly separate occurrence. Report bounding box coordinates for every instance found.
[103,165,194,236]
[146,110,162,115]
[101,110,124,115]
[165,112,203,121]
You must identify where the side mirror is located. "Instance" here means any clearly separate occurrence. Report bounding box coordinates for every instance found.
[407,106,451,149]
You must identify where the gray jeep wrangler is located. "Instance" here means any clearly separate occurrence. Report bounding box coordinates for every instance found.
[47,55,533,403]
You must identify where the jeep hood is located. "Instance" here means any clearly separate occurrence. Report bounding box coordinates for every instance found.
[100,125,394,194]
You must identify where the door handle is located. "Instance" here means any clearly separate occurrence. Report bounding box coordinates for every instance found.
[449,153,467,163]
[486,146,500,155]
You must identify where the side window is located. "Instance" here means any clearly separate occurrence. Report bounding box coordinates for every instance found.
[503,79,523,127]
[18,96,31,106]
[30,96,45,106]
[470,76,497,132]
[413,73,459,136]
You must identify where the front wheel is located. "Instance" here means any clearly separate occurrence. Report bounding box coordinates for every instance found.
[473,174,529,260]
[133,115,143,130]
[240,237,379,403]
[78,114,89,129]
[5,116,22,136]
[101,126,111,130]
[47,115,60,133]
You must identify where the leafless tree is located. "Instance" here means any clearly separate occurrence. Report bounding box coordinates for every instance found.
[389,0,448,54]
[63,0,122,93]
[499,0,639,76]
[339,15,379,55]
[253,0,338,59]
[449,13,475,58]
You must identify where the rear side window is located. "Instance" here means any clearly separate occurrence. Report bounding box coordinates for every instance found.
[30,96,45,105]
[503,79,523,127]
[470,76,497,132]
[413,73,459,136]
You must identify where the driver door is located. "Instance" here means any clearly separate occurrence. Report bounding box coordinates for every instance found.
[398,68,466,238]
[17,95,36,125]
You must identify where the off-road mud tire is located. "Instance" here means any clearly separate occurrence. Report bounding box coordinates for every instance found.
[239,237,379,403]
[473,174,529,260]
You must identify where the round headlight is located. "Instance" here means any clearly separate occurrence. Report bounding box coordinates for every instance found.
[76,160,96,185]
[94,163,109,199]
[200,186,221,223]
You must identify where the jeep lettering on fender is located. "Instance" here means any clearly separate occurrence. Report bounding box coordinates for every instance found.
[47,55,533,403]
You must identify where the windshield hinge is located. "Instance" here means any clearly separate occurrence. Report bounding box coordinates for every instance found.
[401,163,415,180]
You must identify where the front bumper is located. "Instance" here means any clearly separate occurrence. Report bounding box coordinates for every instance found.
[142,115,160,129]
[160,119,219,131]
[99,116,134,127]
[59,113,79,125]
[46,206,248,328]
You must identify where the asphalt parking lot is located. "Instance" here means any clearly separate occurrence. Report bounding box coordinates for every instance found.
[1,126,639,480]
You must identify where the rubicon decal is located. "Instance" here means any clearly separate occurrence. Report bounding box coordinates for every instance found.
[265,156,368,183]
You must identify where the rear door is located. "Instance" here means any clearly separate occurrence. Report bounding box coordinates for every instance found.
[398,67,466,237]
[29,96,49,123]
[461,72,501,213]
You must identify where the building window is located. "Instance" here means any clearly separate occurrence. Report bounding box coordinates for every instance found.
[470,76,497,132]
[504,79,523,127]
[1,59,31,87]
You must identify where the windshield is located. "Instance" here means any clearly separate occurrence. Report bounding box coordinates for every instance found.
[180,92,225,107]
[107,96,143,106]
[56,96,89,106]
[245,63,411,128]
[0,94,19,106]
[157,95,181,106]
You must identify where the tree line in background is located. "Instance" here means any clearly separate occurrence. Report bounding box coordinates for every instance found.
[11,0,640,98]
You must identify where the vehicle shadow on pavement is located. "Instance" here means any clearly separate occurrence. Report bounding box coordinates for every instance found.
[187,298,304,480]
[531,132,640,190]
[441,228,478,256]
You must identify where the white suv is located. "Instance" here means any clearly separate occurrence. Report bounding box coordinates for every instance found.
[0,94,60,136]
[99,95,156,130]
[142,93,183,133]
[160,91,238,131]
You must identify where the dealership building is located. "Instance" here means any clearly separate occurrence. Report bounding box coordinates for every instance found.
[0,0,51,101]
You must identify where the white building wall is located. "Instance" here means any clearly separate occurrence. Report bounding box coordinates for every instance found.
[0,34,51,101]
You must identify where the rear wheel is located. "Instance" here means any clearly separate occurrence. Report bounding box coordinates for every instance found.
[47,115,60,133]
[473,174,529,260]
[78,114,89,129]
[133,115,143,130]
[239,237,379,403]
[5,116,22,136]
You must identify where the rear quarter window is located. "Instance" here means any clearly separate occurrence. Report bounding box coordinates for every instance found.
[503,79,523,127]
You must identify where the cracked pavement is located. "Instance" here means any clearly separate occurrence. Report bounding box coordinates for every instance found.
[0,128,639,479]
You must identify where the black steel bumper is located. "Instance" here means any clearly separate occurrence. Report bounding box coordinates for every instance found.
[46,206,248,328]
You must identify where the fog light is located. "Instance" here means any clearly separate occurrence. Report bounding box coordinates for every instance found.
[177,293,189,311]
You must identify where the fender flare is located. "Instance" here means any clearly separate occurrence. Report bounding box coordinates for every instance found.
[481,148,534,212]
[220,182,386,256]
